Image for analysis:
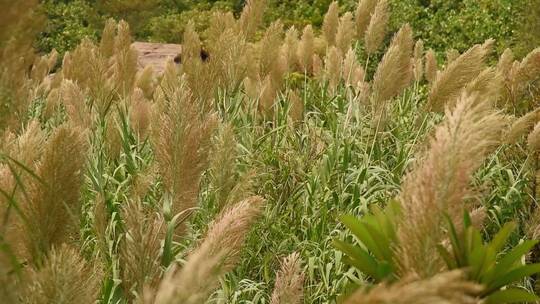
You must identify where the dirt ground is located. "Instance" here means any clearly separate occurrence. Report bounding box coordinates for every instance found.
[132,41,182,74]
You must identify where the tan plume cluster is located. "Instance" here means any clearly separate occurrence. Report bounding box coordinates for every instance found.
[345,270,482,304]
[128,88,153,139]
[427,40,494,111]
[322,1,340,47]
[288,90,305,124]
[18,124,87,265]
[61,19,141,118]
[270,252,305,304]
[355,0,378,38]
[424,49,438,83]
[364,0,389,55]
[336,12,356,56]
[208,124,246,211]
[297,25,315,73]
[506,109,540,144]
[151,196,265,304]
[237,0,267,39]
[413,40,424,82]
[396,92,507,277]
[325,46,344,92]
[152,78,217,234]
[120,199,166,299]
[23,245,102,304]
[500,48,540,105]
[371,24,414,110]
[0,0,43,132]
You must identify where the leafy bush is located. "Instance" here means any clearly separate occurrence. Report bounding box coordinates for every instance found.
[37,0,100,56]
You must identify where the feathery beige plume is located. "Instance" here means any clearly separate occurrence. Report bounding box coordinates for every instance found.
[325,46,343,92]
[504,48,540,104]
[413,40,424,82]
[259,76,277,117]
[259,21,284,81]
[43,88,61,120]
[135,65,156,99]
[100,18,117,58]
[312,54,324,79]
[208,124,239,211]
[181,24,218,105]
[152,196,265,304]
[528,122,540,152]
[208,28,249,90]
[270,252,305,304]
[297,25,315,73]
[283,27,300,71]
[105,113,122,160]
[371,24,414,108]
[396,92,506,278]
[115,20,132,53]
[288,90,304,125]
[344,270,482,304]
[113,21,138,97]
[7,120,46,174]
[496,48,514,76]
[424,49,438,83]
[20,124,87,265]
[336,12,356,56]
[342,48,363,87]
[60,80,91,129]
[427,40,493,111]
[0,120,45,226]
[120,199,165,300]
[23,245,102,304]
[152,79,217,233]
[505,109,540,144]
[206,11,236,43]
[181,21,202,63]
[129,88,152,139]
[463,67,503,102]
[355,0,378,38]
[322,1,340,46]
[238,0,267,39]
[30,50,58,83]
[364,0,389,55]
[314,37,328,57]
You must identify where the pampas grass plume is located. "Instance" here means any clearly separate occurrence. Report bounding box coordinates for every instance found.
[371,24,413,106]
[322,1,340,46]
[396,92,506,277]
[355,0,378,38]
[152,196,265,304]
[24,245,102,304]
[427,40,493,111]
[270,252,305,304]
[297,25,315,73]
[344,270,482,304]
[336,12,356,55]
[364,0,389,55]
[425,49,438,83]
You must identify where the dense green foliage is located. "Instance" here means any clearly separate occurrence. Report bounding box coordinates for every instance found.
[38,0,534,57]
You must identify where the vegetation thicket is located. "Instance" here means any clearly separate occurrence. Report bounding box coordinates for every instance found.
[1,0,540,303]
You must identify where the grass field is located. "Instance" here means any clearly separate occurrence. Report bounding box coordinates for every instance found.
[1,0,540,303]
